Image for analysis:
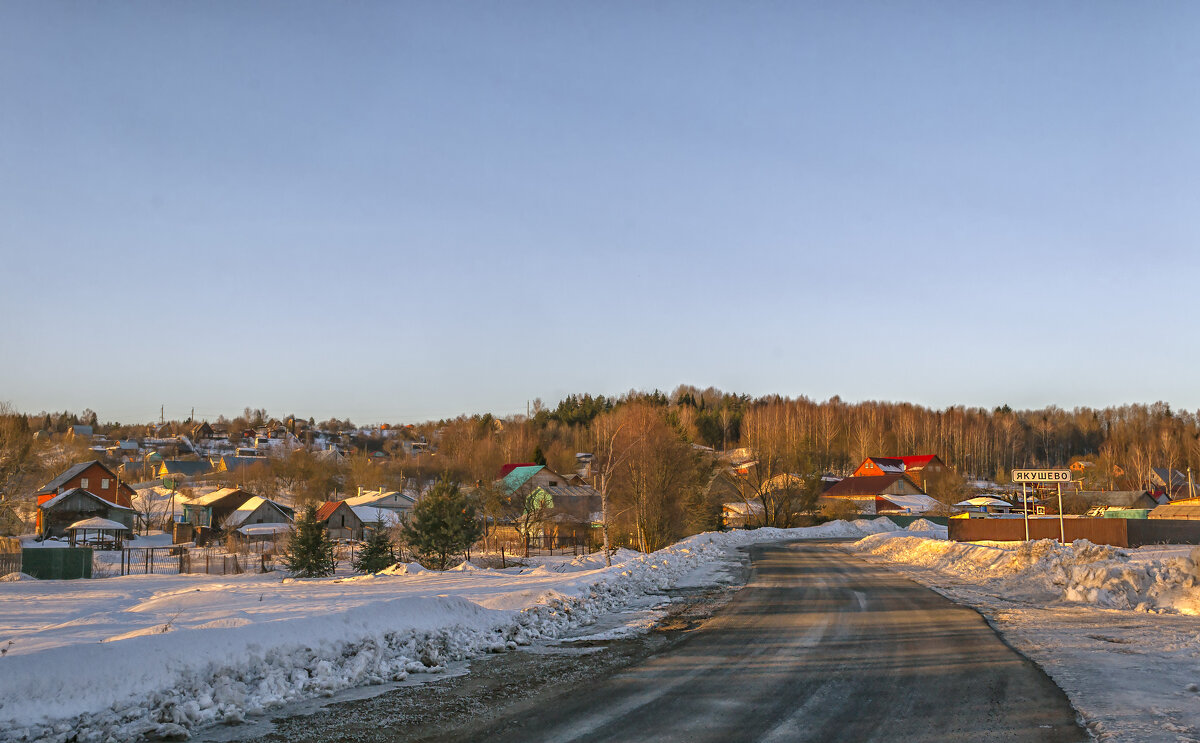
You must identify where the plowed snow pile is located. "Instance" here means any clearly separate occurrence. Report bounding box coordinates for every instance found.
[850,532,1200,741]
[851,533,1200,613]
[0,519,888,742]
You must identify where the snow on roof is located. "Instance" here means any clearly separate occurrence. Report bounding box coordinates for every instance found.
[344,490,416,508]
[226,496,290,527]
[40,488,135,512]
[351,506,402,527]
[824,474,911,497]
[877,493,941,513]
[236,524,291,536]
[67,517,129,531]
[723,502,765,515]
[955,497,1013,507]
[186,488,251,507]
[864,457,907,473]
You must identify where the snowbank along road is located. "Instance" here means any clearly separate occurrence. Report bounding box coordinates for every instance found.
[414,542,1088,743]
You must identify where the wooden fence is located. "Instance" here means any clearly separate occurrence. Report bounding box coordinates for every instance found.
[948,517,1129,546]
[948,517,1200,548]
[0,551,20,576]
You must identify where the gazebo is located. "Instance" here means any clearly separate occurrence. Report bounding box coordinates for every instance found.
[67,517,130,549]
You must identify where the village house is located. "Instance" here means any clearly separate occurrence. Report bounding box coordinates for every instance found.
[180,488,259,530]
[225,496,294,532]
[495,464,603,544]
[954,496,1015,515]
[316,500,366,541]
[34,461,137,537]
[1150,468,1194,500]
[156,460,212,481]
[344,487,417,514]
[213,455,270,477]
[819,473,929,516]
[852,455,948,488]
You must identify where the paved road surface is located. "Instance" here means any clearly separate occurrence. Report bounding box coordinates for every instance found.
[435,542,1086,743]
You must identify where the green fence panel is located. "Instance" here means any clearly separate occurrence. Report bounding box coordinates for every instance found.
[20,548,93,580]
[1102,509,1151,519]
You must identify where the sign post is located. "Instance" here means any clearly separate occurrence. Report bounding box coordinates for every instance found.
[1057,482,1065,543]
[1011,470,1071,543]
[1022,483,1029,541]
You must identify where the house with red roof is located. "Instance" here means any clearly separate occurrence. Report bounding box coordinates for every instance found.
[820,473,930,515]
[853,455,948,487]
[35,460,137,536]
[316,500,365,541]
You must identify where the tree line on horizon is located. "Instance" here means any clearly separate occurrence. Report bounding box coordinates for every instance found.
[3,391,1200,544]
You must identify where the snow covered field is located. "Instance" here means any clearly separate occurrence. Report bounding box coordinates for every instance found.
[851,531,1200,741]
[0,520,900,743]
[9,516,1197,743]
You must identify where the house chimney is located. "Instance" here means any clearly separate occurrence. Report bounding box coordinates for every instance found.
[358,486,363,496]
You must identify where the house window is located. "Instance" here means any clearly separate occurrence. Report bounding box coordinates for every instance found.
[549,481,558,487]
[80,478,88,489]
[101,479,110,490]
[340,515,345,527]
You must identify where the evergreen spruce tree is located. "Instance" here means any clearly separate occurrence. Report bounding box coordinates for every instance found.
[401,478,484,570]
[532,446,547,466]
[352,528,395,573]
[285,504,336,577]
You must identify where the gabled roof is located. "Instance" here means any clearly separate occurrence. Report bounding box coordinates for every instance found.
[159,460,211,476]
[955,496,1013,507]
[823,474,917,498]
[226,496,293,527]
[499,463,538,478]
[219,456,270,472]
[185,487,256,508]
[862,457,906,474]
[1073,490,1158,509]
[897,455,941,469]
[344,490,416,508]
[39,487,135,512]
[877,493,941,513]
[67,517,129,531]
[315,501,345,523]
[501,465,546,494]
[35,461,115,495]
[1151,468,1187,488]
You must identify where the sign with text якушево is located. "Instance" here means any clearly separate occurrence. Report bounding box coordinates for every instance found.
[1011,469,1071,484]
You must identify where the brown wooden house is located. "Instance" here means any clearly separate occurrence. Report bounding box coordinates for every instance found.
[820,473,927,516]
[316,500,366,541]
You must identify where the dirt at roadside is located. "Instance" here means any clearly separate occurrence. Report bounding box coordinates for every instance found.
[256,580,746,743]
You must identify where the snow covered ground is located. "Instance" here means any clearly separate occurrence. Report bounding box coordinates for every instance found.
[0,519,898,743]
[13,514,1193,743]
[851,530,1200,742]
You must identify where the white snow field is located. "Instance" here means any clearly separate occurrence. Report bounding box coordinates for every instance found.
[0,519,897,743]
[851,530,1200,742]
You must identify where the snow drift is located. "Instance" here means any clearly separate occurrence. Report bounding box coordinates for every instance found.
[0,519,894,742]
[852,533,1200,613]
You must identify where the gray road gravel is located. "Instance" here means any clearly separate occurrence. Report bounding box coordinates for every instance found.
[261,542,1089,743]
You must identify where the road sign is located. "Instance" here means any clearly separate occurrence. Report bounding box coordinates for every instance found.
[1011,469,1071,484]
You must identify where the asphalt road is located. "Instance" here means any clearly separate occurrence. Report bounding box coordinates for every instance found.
[434,542,1087,743]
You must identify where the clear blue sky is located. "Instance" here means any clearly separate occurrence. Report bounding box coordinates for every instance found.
[2,2,1199,424]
